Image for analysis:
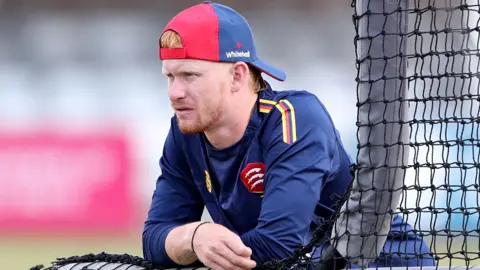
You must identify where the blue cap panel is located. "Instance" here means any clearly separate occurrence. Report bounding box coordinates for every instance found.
[211,3,257,63]
[250,58,287,81]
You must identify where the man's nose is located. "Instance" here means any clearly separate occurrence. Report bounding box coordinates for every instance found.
[168,79,187,101]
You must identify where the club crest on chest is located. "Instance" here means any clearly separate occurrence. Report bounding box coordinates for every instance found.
[240,162,265,194]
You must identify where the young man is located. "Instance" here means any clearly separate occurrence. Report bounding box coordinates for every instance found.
[143,2,435,270]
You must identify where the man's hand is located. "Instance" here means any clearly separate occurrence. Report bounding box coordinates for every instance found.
[192,223,257,270]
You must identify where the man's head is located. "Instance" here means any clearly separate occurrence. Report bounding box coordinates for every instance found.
[161,30,260,134]
[159,1,286,134]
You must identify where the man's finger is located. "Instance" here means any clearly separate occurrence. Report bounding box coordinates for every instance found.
[203,247,233,270]
[216,243,256,269]
[208,248,246,270]
[222,236,252,257]
[204,261,226,270]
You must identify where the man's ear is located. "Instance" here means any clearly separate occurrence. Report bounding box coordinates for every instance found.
[231,62,249,93]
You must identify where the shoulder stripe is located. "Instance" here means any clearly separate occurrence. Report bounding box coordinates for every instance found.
[259,98,277,105]
[259,98,276,113]
[275,99,297,144]
[281,99,297,143]
[259,104,273,113]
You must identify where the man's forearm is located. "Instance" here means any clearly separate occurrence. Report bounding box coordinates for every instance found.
[165,221,204,265]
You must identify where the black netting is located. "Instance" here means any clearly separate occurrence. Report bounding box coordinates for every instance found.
[265,0,480,268]
[326,0,479,269]
[30,253,161,270]
[351,0,480,267]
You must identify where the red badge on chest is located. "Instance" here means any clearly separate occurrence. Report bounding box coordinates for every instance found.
[240,163,265,194]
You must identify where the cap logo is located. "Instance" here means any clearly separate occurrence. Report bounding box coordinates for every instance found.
[226,50,251,59]
[225,41,250,59]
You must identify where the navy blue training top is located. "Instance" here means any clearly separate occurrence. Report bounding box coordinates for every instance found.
[142,83,427,267]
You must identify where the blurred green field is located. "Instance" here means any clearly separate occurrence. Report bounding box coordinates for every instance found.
[1,234,477,270]
[1,233,143,270]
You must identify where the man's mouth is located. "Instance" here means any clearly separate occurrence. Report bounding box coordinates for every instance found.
[174,107,193,117]
[175,107,192,112]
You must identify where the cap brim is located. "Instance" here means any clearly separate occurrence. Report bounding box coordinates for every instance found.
[250,58,286,82]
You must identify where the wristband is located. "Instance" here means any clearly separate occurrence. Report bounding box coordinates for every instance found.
[191,221,210,254]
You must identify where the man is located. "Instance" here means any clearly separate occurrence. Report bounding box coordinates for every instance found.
[143,2,435,270]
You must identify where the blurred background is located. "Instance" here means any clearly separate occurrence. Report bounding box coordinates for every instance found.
[0,0,478,269]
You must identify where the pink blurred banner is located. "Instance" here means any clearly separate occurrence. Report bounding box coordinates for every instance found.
[0,127,135,235]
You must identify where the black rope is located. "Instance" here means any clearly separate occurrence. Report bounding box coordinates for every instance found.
[31,252,162,270]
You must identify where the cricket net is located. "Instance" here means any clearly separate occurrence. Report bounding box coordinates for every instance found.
[326,0,480,269]
[31,0,480,269]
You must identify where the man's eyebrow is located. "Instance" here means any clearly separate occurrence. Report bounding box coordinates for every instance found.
[163,70,202,76]
[161,63,205,76]
[182,71,202,75]
[162,68,175,77]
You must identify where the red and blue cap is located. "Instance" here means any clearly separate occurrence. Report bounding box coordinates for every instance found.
[159,1,286,82]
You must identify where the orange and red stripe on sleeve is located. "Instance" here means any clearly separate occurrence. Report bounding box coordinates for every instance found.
[259,98,276,113]
[259,98,297,144]
[275,99,297,144]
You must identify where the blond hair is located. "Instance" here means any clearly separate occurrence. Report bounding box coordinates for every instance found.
[160,30,266,92]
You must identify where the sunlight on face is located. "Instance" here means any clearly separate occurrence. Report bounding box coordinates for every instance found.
[162,59,233,134]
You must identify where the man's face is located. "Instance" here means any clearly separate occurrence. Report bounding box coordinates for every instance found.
[162,59,232,134]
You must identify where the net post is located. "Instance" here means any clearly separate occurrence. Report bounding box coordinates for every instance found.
[331,0,410,267]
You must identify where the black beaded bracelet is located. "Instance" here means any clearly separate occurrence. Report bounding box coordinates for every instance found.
[191,221,210,254]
